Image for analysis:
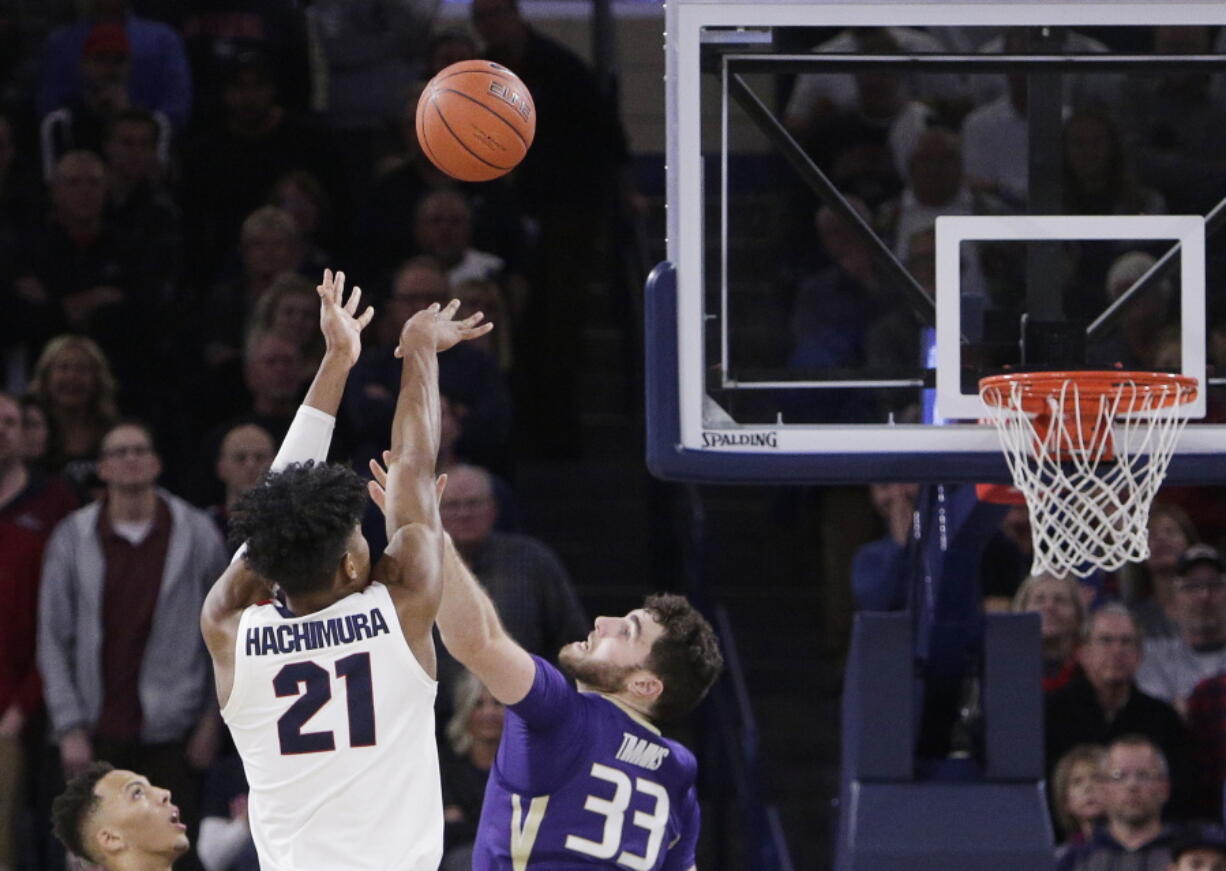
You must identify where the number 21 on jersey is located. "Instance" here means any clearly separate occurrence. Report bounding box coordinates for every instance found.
[511,763,670,871]
[274,652,376,755]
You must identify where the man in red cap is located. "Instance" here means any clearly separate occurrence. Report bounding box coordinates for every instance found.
[38,0,191,130]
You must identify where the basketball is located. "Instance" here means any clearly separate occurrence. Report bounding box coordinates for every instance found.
[415,60,536,182]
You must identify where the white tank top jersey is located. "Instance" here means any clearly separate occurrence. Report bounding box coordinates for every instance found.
[221,582,442,871]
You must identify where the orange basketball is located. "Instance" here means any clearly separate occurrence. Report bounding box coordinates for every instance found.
[416,60,536,182]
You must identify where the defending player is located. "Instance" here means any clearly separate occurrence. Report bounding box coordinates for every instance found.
[200,269,490,871]
[367,460,724,871]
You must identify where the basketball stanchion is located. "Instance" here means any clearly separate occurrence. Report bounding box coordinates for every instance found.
[979,371,1198,578]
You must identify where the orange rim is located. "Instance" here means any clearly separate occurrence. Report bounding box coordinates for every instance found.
[980,370,1198,415]
[980,371,1197,461]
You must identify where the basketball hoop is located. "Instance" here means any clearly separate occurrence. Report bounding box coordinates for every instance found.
[979,371,1198,578]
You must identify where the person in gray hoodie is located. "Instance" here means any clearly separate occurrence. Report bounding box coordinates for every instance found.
[38,417,228,867]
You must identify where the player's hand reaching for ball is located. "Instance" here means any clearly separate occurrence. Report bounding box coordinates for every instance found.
[397,299,492,356]
[317,268,375,366]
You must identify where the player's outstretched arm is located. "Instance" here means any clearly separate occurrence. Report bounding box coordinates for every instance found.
[201,270,373,699]
[377,302,492,642]
[437,533,536,705]
[367,462,534,705]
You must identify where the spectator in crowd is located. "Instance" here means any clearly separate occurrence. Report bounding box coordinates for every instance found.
[177,0,311,125]
[412,188,522,301]
[1186,662,1226,818]
[0,111,46,388]
[19,392,51,465]
[304,0,435,190]
[18,151,155,393]
[472,0,634,457]
[342,257,512,475]
[1064,108,1164,218]
[205,422,273,549]
[37,420,228,867]
[1046,604,1195,818]
[439,671,504,871]
[37,0,191,131]
[783,26,964,141]
[440,462,587,663]
[200,206,307,375]
[1125,504,1201,639]
[980,505,1036,611]
[1137,545,1226,715]
[850,482,917,611]
[1051,745,1106,855]
[789,29,934,212]
[193,328,309,506]
[1168,822,1226,871]
[102,108,179,302]
[197,753,255,871]
[1126,26,1226,214]
[1014,573,1086,693]
[266,170,332,271]
[248,271,325,377]
[1062,108,1165,314]
[50,761,190,871]
[1057,736,1176,871]
[0,390,78,871]
[881,128,987,298]
[1088,250,1175,370]
[961,31,1030,208]
[180,52,336,282]
[39,21,173,181]
[27,334,120,496]
[453,276,511,369]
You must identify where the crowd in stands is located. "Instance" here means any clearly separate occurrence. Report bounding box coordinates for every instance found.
[0,0,632,869]
[853,475,1226,868]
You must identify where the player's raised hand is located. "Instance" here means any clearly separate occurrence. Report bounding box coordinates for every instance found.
[396,299,492,357]
[367,451,447,515]
[317,268,375,366]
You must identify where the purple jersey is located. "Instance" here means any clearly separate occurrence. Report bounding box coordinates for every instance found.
[473,657,700,870]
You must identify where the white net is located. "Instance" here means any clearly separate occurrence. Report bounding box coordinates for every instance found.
[980,374,1196,578]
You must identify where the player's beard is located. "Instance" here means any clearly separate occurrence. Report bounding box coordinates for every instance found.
[559,645,637,694]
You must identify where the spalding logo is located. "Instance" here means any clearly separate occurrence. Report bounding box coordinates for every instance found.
[487,81,532,122]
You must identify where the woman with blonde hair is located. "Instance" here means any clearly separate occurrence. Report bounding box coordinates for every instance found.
[1013,572,1086,692]
[27,334,119,493]
[440,671,504,871]
[1051,744,1106,854]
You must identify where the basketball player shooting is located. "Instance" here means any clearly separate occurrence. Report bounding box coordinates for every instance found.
[368,465,724,870]
[200,269,491,871]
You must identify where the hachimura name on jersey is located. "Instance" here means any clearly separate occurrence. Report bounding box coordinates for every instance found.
[244,606,390,655]
[474,657,700,871]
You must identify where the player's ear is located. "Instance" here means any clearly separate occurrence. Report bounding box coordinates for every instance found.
[95,822,124,859]
[339,551,359,583]
[627,672,663,704]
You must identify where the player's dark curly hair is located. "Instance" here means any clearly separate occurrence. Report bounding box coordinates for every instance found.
[228,461,368,594]
[52,761,114,863]
[643,594,724,722]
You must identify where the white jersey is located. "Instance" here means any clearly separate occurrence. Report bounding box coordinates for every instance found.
[222,582,442,871]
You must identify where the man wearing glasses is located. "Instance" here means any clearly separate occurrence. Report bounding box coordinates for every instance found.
[1057,735,1175,871]
[1139,545,1226,715]
[38,420,228,867]
[1046,603,1195,818]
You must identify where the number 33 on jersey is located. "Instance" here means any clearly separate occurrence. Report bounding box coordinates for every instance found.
[473,657,701,871]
